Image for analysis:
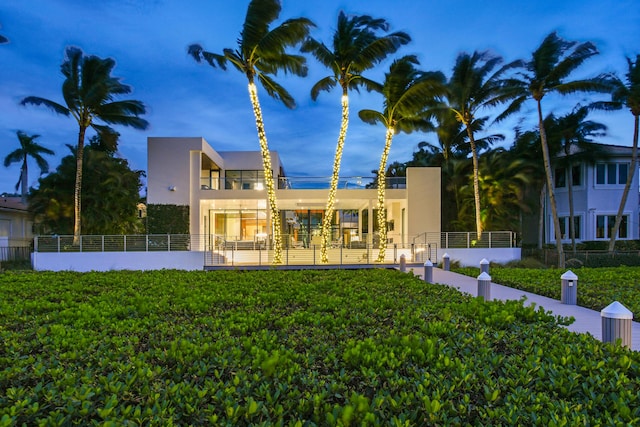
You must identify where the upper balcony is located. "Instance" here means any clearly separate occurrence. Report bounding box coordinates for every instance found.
[200,176,407,191]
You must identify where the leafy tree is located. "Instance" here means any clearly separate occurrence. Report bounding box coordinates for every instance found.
[3,131,54,202]
[188,0,313,264]
[302,11,410,262]
[593,55,640,252]
[21,47,148,243]
[29,138,144,235]
[443,51,517,240]
[359,55,445,260]
[505,32,610,267]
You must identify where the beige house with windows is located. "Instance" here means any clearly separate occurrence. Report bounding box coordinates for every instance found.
[147,137,440,255]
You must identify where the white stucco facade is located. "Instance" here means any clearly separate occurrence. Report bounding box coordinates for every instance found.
[549,144,639,243]
[147,137,441,250]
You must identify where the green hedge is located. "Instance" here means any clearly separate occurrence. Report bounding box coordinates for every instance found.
[146,204,189,234]
[1,270,639,425]
[455,266,640,318]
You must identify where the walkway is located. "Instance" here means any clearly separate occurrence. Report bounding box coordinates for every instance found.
[407,266,640,352]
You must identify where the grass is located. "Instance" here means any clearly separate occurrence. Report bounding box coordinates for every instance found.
[1,269,639,425]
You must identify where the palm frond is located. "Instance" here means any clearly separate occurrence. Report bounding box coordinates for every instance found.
[240,0,281,55]
[258,17,314,55]
[310,76,337,100]
[358,109,386,126]
[257,73,296,108]
[21,96,70,116]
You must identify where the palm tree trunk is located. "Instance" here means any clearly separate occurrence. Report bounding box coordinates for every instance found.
[567,161,577,254]
[320,94,349,263]
[248,82,283,264]
[466,127,483,240]
[376,127,394,262]
[20,156,28,204]
[608,114,639,252]
[73,126,87,245]
[537,101,565,268]
[538,184,545,250]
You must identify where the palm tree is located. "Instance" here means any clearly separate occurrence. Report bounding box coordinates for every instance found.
[593,55,640,252]
[504,32,610,268]
[3,131,54,203]
[443,51,518,240]
[188,0,313,264]
[301,11,410,262]
[21,47,148,243]
[359,55,445,261]
[547,106,606,252]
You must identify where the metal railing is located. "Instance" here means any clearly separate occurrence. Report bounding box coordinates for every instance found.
[35,234,198,252]
[413,231,517,249]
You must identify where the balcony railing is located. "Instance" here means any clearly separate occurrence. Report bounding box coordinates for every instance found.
[199,176,407,191]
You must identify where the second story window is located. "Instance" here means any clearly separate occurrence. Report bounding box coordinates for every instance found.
[225,170,265,190]
[596,163,628,185]
[554,165,581,189]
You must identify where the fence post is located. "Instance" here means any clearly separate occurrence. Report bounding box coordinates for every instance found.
[477,272,491,300]
[399,254,406,272]
[488,232,492,248]
[601,301,633,348]
[442,253,450,271]
[423,260,433,283]
[560,270,578,305]
[480,258,489,274]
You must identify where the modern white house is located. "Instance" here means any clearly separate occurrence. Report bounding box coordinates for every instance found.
[146,137,441,257]
[549,143,639,244]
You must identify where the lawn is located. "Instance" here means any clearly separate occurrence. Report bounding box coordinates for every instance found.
[1,269,639,425]
[455,266,640,318]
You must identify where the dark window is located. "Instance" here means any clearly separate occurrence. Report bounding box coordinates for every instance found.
[619,163,629,184]
[555,168,566,188]
[571,165,581,186]
[596,215,629,239]
[596,215,605,238]
[596,164,605,184]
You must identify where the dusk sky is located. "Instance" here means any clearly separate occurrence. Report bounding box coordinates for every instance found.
[1,0,638,196]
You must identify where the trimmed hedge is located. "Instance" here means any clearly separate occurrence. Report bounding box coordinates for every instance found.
[1,269,639,425]
[146,204,189,234]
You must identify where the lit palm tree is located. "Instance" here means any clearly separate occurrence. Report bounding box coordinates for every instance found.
[592,55,640,252]
[359,55,445,261]
[188,0,313,264]
[443,51,518,240]
[302,11,410,262]
[3,131,54,203]
[21,47,148,243]
[504,32,610,268]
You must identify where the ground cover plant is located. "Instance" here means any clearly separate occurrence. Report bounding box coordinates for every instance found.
[455,266,640,318]
[1,269,639,425]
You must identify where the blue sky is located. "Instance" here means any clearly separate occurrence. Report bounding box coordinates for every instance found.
[1,0,638,195]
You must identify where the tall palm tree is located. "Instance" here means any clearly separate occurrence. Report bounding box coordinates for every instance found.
[359,55,445,261]
[593,55,640,252]
[504,32,610,268]
[302,11,410,262]
[21,47,148,243]
[188,0,313,265]
[3,131,54,203]
[444,51,518,240]
[547,106,606,252]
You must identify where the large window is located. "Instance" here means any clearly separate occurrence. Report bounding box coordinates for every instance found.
[211,209,267,240]
[596,163,628,185]
[596,215,628,239]
[224,170,265,190]
[558,216,581,240]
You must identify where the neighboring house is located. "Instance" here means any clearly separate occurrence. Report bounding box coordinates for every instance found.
[549,143,639,244]
[0,195,33,248]
[147,137,441,249]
